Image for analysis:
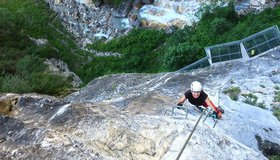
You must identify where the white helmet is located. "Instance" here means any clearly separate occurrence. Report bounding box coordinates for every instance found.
[191,81,202,92]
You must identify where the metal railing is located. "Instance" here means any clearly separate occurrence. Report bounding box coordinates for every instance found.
[205,25,280,65]
[177,56,210,73]
[177,26,280,74]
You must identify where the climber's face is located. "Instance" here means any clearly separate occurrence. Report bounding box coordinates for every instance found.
[192,91,201,98]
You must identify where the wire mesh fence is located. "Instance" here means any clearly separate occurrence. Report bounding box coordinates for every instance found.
[177,57,210,72]
[206,25,280,65]
[242,25,280,58]
[178,25,280,72]
[206,40,243,64]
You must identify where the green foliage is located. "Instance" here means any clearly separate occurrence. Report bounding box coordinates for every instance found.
[0,54,70,95]
[0,73,70,95]
[0,75,32,93]
[76,56,121,84]
[41,1,280,85]
[88,29,166,54]
[210,17,233,35]
[192,1,238,45]
[2,0,280,94]
[91,0,124,7]
[240,93,266,109]
[0,0,81,69]
[0,0,80,95]
[27,73,71,95]
[86,29,167,75]
[274,91,280,102]
[272,107,280,121]
[103,0,123,7]
[242,93,258,106]
[223,86,241,101]
[163,43,200,70]
[256,101,266,109]
[165,26,193,46]
[269,155,280,160]
[16,55,46,75]
[275,86,280,90]
[0,7,35,74]
[0,7,14,27]
[260,84,265,88]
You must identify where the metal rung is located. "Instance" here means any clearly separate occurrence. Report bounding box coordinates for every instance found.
[164,106,188,119]
[202,107,219,128]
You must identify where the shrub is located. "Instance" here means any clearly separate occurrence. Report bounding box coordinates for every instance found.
[0,75,31,93]
[76,56,121,84]
[16,54,46,75]
[165,26,194,47]
[28,73,71,95]
[272,107,280,121]
[223,87,241,101]
[163,42,200,70]
[0,8,15,29]
[89,29,166,54]
[242,93,258,106]
[241,93,266,109]
[0,72,70,95]
[86,29,166,73]
[275,91,280,102]
[256,101,266,109]
[210,17,233,35]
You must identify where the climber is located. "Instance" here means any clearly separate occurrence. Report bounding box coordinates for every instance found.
[177,81,223,119]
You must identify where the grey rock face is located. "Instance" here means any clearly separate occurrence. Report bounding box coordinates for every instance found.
[0,93,180,159]
[44,0,131,47]
[2,48,280,159]
[235,0,279,15]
